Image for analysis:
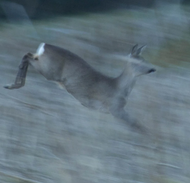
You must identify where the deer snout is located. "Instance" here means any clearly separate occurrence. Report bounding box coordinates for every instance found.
[148,68,156,74]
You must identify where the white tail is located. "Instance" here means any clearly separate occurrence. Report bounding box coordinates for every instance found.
[4,43,156,132]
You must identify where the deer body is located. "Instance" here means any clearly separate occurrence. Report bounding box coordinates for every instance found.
[5,43,155,130]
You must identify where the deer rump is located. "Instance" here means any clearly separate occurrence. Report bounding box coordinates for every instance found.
[4,43,156,132]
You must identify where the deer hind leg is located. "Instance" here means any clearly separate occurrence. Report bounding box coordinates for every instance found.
[4,53,32,89]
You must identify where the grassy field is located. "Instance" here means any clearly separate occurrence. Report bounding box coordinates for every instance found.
[0,4,190,183]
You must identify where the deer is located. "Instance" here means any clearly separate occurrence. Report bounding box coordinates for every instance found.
[4,43,156,133]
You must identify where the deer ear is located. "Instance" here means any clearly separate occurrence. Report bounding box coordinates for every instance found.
[130,44,146,57]
[131,44,138,56]
[136,45,146,55]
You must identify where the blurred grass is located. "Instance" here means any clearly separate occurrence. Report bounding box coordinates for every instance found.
[1,5,190,68]
[1,4,190,183]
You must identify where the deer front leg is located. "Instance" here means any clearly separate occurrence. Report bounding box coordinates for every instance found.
[4,54,30,89]
[112,108,148,134]
[110,98,148,134]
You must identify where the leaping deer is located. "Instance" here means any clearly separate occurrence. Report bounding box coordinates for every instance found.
[4,43,156,132]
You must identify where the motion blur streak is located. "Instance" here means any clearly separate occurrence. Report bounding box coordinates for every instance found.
[0,1,190,183]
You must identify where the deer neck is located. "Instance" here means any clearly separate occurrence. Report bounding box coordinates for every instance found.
[115,66,136,95]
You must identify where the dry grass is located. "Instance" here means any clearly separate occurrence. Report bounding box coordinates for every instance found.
[0,4,190,183]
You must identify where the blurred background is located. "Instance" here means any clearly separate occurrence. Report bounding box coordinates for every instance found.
[1,0,190,182]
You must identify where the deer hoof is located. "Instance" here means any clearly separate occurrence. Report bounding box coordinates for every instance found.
[4,83,19,89]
